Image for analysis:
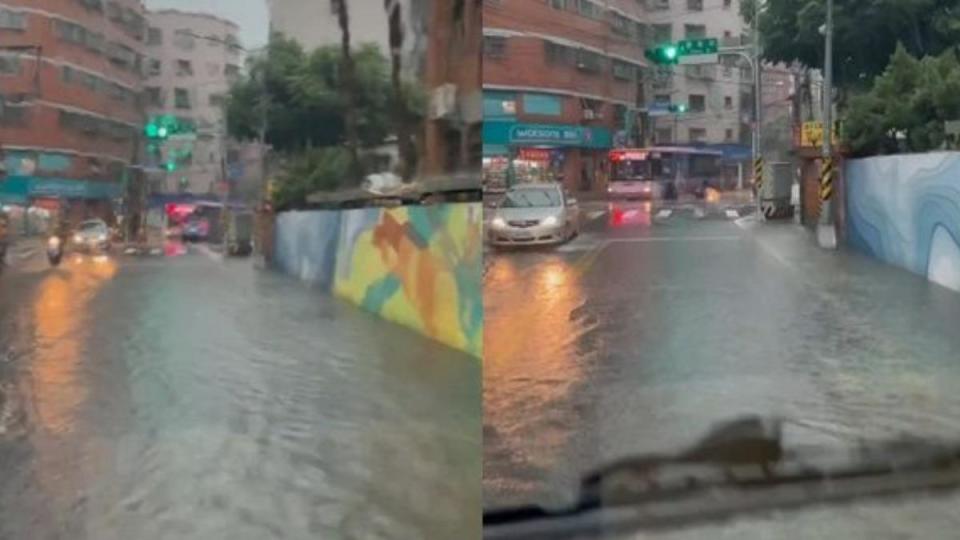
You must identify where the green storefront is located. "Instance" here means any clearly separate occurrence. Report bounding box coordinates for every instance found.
[483,121,613,190]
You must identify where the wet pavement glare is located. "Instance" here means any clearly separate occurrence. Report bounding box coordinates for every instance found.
[0,249,480,539]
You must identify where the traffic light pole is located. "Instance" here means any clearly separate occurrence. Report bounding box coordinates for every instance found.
[752,2,763,217]
[817,0,837,248]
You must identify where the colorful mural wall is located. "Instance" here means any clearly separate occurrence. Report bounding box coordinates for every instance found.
[273,203,483,358]
[846,152,960,293]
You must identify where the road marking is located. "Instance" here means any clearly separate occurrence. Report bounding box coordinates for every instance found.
[586,210,606,221]
[726,209,740,219]
[607,235,740,244]
[693,208,706,219]
[655,209,672,219]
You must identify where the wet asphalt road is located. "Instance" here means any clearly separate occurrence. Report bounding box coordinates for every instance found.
[483,197,960,509]
[0,245,480,539]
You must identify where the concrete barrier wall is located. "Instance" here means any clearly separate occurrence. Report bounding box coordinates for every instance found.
[846,152,960,292]
[274,203,483,357]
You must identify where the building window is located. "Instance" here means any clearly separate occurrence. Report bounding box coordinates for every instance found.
[724,96,733,110]
[610,13,632,37]
[173,30,195,50]
[654,94,671,106]
[174,88,191,109]
[549,0,568,9]
[147,27,162,45]
[522,93,562,116]
[544,41,573,65]
[685,24,706,38]
[576,49,604,73]
[689,128,707,142]
[689,94,706,112]
[148,58,162,76]
[0,56,21,75]
[612,60,635,81]
[483,36,506,58]
[687,0,703,11]
[484,91,517,118]
[61,65,75,83]
[656,127,673,143]
[724,0,732,7]
[577,0,603,19]
[0,8,27,30]
[146,86,163,107]
[209,93,226,107]
[177,60,193,76]
[0,105,27,127]
[225,64,240,82]
[725,128,734,141]
[652,24,672,43]
[635,22,649,46]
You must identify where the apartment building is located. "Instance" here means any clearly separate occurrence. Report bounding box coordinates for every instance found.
[644,0,749,146]
[482,0,649,194]
[143,9,244,194]
[0,0,147,222]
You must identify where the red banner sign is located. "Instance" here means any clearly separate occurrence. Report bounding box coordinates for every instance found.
[518,148,551,161]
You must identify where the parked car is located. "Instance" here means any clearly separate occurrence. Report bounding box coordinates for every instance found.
[488,184,580,247]
[182,219,209,242]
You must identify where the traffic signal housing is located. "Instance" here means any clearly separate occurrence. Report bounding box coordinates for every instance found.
[668,104,688,113]
[645,44,679,66]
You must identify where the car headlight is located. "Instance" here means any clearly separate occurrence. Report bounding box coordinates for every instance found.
[98,233,107,241]
[491,217,507,229]
[542,216,559,227]
[48,237,61,248]
[73,234,83,243]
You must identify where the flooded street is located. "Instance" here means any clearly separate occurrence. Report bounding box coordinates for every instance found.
[484,200,960,509]
[0,249,480,539]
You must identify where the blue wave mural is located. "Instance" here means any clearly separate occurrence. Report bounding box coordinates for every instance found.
[846,152,960,292]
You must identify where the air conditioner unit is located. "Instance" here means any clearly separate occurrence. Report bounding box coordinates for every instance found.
[429,83,458,120]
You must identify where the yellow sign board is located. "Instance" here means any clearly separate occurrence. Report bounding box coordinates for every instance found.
[801,121,841,148]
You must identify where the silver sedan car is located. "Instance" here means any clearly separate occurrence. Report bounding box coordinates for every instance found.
[488,184,580,247]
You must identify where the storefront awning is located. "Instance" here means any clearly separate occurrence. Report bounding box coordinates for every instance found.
[483,144,509,157]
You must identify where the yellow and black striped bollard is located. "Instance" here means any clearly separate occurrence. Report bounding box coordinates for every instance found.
[820,157,835,202]
[754,157,764,192]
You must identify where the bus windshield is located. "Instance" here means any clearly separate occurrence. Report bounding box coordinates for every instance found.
[611,159,651,182]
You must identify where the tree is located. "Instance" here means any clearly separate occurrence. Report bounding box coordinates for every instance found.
[332,0,361,182]
[843,44,960,156]
[747,0,960,92]
[271,147,352,209]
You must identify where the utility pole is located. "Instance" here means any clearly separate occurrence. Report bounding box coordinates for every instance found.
[817,0,837,248]
[752,0,763,216]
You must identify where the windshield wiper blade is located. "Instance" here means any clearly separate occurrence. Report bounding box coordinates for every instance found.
[484,415,960,537]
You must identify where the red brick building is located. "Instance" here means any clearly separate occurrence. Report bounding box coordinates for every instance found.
[483,0,648,194]
[0,0,147,223]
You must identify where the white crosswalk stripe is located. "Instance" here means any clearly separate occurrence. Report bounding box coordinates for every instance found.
[555,234,604,253]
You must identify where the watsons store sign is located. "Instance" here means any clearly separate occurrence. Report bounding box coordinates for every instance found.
[484,121,611,149]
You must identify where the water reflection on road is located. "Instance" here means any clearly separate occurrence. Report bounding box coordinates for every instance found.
[1,253,480,539]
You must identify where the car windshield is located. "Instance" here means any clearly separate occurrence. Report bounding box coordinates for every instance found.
[482,0,960,532]
[78,221,105,232]
[500,188,561,208]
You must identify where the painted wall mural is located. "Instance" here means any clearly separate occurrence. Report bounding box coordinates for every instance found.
[846,152,960,292]
[273,203,483,358]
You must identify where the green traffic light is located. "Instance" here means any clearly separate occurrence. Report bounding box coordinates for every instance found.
[166,161,176,172]
[664,46,678,60]
[157,126,169,138]
[677,104,688,113]
[145,123,158,138]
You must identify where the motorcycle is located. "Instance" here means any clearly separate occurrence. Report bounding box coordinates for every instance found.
[46,236,63,267]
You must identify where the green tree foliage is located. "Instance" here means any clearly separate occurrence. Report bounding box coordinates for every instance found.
[844,44,960,156]
[745,0,960,90]
[271,147,352,209]
[227,34,394,153]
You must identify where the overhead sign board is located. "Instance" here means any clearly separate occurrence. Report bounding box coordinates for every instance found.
[678,38,718,56]
[800,121,841,148]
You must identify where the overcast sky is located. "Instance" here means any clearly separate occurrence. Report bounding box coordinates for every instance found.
[145,0,269,48]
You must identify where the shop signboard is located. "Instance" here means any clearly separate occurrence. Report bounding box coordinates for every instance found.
[483,121,613,149]
[518,148,552,161]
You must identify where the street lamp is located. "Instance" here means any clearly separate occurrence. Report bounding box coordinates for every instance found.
[817,0,837,249]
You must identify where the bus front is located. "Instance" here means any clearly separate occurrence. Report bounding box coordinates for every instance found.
[607,150,669,200]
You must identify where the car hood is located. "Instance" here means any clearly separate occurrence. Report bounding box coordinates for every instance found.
[495,207,563,221]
